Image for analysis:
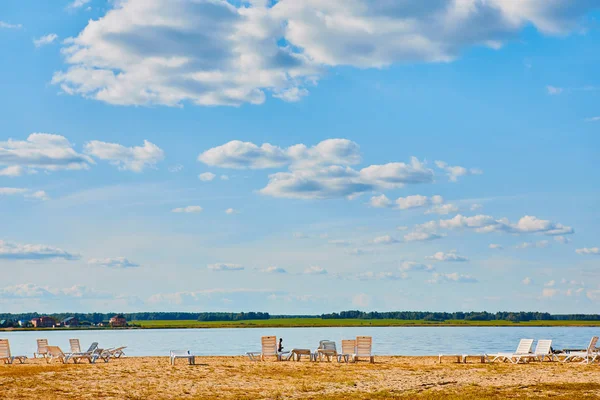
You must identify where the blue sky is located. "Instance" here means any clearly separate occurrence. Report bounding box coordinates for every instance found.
[0,0,599,314]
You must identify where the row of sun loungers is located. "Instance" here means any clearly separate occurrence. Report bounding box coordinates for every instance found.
[1,338,126,365]
[485,337,599,364]
[245,336,374,363]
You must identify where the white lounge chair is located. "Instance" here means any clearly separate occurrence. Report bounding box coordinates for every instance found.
[354,336,374,363]
[247,336,290,361]
[316,340,338,361]
[34,339,49,358]
[65,340,99,363]
[0,339,27,364]
[532,339,557,362]
[170,350,195,365]
[485,338,534,363]
[102,346,127,359]
[337,339,356,363]
[561,336,599,364]
[45,346,68,363]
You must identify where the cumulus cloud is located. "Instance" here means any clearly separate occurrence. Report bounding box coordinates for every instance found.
[542,288,559,298]
[34,33,58,48]
[355,271,407,281]
[53,0,595,107]
[207,263,244,271]
[399,261,433,272]
[428,272,477,284]
[522,277,532,285]
[225,208,239,215]
[426,251,468,262]
[544,280,556,287]
[0,133,92,175]
[0,21,22,29]
[470,203,483,211]
[260,266,287,274]
[87,257,140,268]
[554,236,571,244]
[67,0,91,9]
[489,244,503,250]
[199,139,360,169]
[168,164,184,173]
[435,161,483,182]
[0,283,111,300]
[0,187,50,201]
[304,265,327,275]
[84,140,164,172]
[576,247,599,255]
[436,214,574,236]
[371,235,399,245]
[0,240,79,261]
[369,194,392,208]
[403,231,444,242]
[147,288,280,306]
[171,205,203,213]
[425,203,459,215]
[198,172,216,181]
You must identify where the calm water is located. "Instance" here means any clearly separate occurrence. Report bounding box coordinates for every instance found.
[3,327,598,357]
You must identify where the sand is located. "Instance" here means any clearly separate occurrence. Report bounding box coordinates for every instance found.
[2,356,600,399]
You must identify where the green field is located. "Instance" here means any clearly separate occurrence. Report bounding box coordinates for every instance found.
[132,318,600,329]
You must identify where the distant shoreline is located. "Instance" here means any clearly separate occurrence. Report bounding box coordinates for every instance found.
[3,318,600,331]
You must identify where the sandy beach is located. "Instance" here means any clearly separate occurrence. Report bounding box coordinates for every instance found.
[1,356,600,399]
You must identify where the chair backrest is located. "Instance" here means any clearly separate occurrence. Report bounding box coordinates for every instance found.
[356,336,372,357]
[0,339,11,358]
[86,342,99,353]
[46,346,65,358]
[37,339,49,354]
[515,339,534,354]
[534,339,552,355]
[320,340,336,351]
[586,336,599,352]
[341,340,356,354]
[69,339,81,353]
[261,336,277,356]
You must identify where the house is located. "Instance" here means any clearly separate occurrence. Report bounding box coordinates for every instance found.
[31,316,56,328]
[62,317,79,327]
[109,314,127,327]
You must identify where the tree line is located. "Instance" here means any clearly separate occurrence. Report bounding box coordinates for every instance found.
[1,310,599,324]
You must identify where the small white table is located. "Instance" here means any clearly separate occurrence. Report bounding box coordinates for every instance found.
[170,350,195,365]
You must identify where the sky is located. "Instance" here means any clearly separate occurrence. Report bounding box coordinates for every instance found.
[0,0,599,315]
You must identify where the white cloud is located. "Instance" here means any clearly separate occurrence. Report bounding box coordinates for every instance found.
[355,271,407,281]
[554,236,571,244]
[426,251,468,262]
[489,244,503,250]
[0,133,92,175]
[435,160,483,182]
[546,85,563,95]
[0,240,79,261]
[470,203,483,211]
[371,235,399,245]
[542,288,559,298]
[220,175,229,180]
[199,139,360,169]
[576,247,600,255]
[395,194,430,209]
[369,194,392,208]
[399,261,433,272]
[522,277,532,285]
[168,164,184,172]
[403,231,444,242]
[516,240,549,249]
[67,0,91,9]
[425,203,459,215]
[304,265,327,275]
[260,266,287,274]
[198,172,216,181]
[0,187,50,201]
[428,272,477,284]
[207,263,244,271]
[34,33,58,48]
[172,205,203,213]
[84,140,164,172]
[88,257,140,268]
[0,21,22,29]
[436,214,574,236]
[225,208,239,215]
[51,0,594,107]
[544,280,556,287]
[0,283,111,300]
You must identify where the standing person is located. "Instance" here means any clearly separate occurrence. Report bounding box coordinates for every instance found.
[278,338,284,353]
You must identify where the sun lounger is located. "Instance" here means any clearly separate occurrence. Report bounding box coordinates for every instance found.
[65,340,99,363]
[316,340,338,361]
[290,348,317,361]
[247,336,290,361]
[170,350,195,365]
[45,346,68,363]
[532,340,557,362]
[34,339,49,358]
[485,338,534,363]
[0,339,27,364]
[101,346,127,360]
[561,336,599,364]
[354,336,374,363]
[337,340,356,363]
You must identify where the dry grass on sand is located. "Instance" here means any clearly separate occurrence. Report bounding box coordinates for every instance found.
[2,356,600,399]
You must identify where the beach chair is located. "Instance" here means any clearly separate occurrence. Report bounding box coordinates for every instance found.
[561,337,599,364]
[0,339,27,364]
[65,340,99,363]
[170,350,195,365]
[485,339,534,363]
[250,336,290,361]
[532,340,557,362]
[316,340,338,361]
[337,340,356,363]
[34,339,49,358]
[103,346,127,359]
[46,346,68,363]
[354,336,374,363]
